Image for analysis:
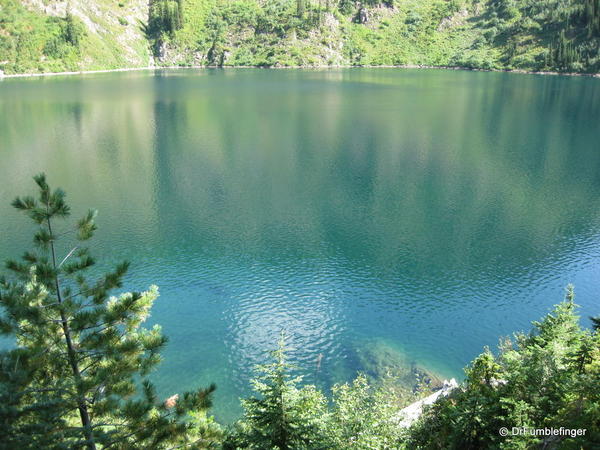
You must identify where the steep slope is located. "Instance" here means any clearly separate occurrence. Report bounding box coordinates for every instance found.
[0,0,151,74]
[154,0,599,72]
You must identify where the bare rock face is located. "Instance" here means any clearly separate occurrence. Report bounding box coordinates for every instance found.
[158,41,169,62]
[357,5,369,24]
[438,8,469,31]
[222,50,231,66]
[22,0,67,17]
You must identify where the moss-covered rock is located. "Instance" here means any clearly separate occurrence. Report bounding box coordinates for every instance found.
[352,338,444,394]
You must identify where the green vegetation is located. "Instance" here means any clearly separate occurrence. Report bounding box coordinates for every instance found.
[0,175,220,449]
[221,290,600,449]
[147,0,185,44]
[0,0,85,74]
[1,0,599,74]
[409,286,600,449]
[224,333,333,449]
[223,333,408,449]
[154,0,600,71]
[1,177,600,448]
[0,0,151,74]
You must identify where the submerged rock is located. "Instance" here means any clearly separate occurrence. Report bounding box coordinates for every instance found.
[351,339,444,393]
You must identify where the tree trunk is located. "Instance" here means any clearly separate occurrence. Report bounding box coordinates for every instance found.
[47,217,96,450]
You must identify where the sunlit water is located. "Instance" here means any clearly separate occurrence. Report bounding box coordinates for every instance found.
[1,69,600,421]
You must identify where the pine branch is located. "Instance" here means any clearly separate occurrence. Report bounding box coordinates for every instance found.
[3,175,216,448]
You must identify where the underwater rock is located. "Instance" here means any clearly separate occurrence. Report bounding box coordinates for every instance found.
[351,339,443,393]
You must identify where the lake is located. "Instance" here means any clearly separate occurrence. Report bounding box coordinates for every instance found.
[1,68,599,422]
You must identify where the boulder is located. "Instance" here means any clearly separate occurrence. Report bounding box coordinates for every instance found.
[358,6,369,23]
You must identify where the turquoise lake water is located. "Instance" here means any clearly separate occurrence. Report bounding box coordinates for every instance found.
[1,69,599,421]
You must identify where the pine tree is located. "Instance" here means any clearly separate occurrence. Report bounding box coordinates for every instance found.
[148,0,184,38]
[408,286,600,448]
[0,174,219,449]
[223,331,328,449]
[585,0,600,37]
[64,10,85,47]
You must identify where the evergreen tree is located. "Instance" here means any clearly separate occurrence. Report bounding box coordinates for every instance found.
[408,286,600,448]
[326,374,406,448]
[63,11,85,47]
[584,0,600,37]
[223,332,328,449]
[0,174,219,449]
[225,332,415,449]
[148,0,184,39]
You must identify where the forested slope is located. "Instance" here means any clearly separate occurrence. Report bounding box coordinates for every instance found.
[1,0,599,74]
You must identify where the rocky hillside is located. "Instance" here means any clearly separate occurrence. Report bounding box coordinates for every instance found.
[1,0,599,75]
[0,0,151,74]
[153,0,599,72]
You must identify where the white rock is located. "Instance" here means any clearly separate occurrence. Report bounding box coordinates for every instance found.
[395,378,459,428]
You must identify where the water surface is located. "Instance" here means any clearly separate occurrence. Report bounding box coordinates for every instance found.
[1,69,600,421]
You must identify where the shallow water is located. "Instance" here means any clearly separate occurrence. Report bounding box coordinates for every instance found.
[1,68,599,421]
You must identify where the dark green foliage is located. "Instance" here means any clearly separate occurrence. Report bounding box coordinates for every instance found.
[148,0,185,40]
[205,12,228,66]
[224,332,329,449]
[256,0,297,36]
[64,11,86,46]
[478,0,600,72]
[408,286,600,449]
[584,0,600,36]
[0,174,220,449]
[337,0,355,15]
[551,30,581,70]
[0,349,71,449]
[0,0,85,74]
[224,332,409,449]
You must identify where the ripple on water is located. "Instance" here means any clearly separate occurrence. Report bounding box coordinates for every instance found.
[1,70,600,422]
